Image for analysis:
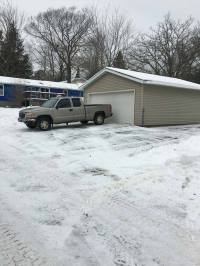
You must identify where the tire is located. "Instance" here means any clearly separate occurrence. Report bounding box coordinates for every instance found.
[37,117,52,131]
[25,122,36,129]
[94,113,105,125]
[81,120,88,125]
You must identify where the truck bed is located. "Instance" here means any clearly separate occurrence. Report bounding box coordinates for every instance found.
[84,104,112,121]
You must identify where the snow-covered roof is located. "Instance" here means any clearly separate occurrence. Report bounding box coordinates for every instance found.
[62,80,85,87]
[81,67,200,91]
[0,76,81,91]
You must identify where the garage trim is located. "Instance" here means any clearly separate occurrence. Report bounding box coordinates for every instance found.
[88,89,135,95]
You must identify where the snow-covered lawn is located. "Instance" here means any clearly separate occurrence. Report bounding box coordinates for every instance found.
[0,108,200,266]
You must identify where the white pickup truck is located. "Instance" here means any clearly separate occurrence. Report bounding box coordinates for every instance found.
[18,97,112,130]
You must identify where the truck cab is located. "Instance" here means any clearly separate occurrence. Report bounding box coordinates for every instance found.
[52,97,85,124]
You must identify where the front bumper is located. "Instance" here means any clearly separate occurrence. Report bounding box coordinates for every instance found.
[18,117,36,123]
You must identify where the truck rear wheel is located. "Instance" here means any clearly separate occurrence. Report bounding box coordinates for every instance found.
[37,117,52,131]
[94,113,105,125]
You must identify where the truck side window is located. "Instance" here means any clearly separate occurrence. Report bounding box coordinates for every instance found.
[57,99,71,108]
[72,98,81,107]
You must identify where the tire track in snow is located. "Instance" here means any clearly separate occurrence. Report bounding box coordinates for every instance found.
[0,197,54,266]
[0,223,50,266]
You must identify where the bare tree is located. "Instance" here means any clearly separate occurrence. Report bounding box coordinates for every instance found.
[0,0,25,35]
[28,40,62,80]
[129,14,200,80]
[82,8,135,77]
[26,7,93,83]
[80,9,106,77]
[102,9,134,67]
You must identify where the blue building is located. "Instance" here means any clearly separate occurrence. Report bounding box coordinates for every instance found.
[0,76,83,107]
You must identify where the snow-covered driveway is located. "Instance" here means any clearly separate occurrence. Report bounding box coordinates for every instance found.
[0,108,200,266]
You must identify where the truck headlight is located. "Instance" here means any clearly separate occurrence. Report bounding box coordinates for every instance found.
[25,112,36,119]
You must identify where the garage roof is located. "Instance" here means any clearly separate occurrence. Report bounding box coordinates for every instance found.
[81,67,200,91]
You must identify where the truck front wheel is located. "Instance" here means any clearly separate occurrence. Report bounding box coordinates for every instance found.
[37,117,52,131]
[25,121,36,129]
[94,113,105,125]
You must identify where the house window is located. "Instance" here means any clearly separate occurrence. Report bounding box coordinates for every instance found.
[41,88,49,93]
[41,88,50,99]
[0,84,4,96]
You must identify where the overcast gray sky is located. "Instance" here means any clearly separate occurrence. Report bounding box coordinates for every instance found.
[11,0,200,31]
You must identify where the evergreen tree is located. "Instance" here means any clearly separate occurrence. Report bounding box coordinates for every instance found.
[0,22,32,78]
[113,51,126,69]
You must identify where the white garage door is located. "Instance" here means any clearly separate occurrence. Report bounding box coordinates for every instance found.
[88,90,135,124]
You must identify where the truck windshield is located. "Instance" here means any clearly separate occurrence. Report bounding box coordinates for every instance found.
[41,98,58,108]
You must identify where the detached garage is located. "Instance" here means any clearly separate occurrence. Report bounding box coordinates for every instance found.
[82,67,200,126]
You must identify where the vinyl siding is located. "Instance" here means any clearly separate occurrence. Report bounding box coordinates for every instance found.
[0,84,14,101]
[143,85,200,126]
[0,84,27,107]
[84,73,144,126]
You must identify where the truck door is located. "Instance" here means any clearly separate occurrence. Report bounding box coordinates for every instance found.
[71,98,85,121]
[55,98,73,123]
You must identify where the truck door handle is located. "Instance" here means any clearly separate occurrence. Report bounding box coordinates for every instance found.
[69,108,73,112]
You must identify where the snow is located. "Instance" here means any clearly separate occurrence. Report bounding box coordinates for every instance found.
[1,108,200,265]
[0,76,81,90]
[106,67,200,91]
